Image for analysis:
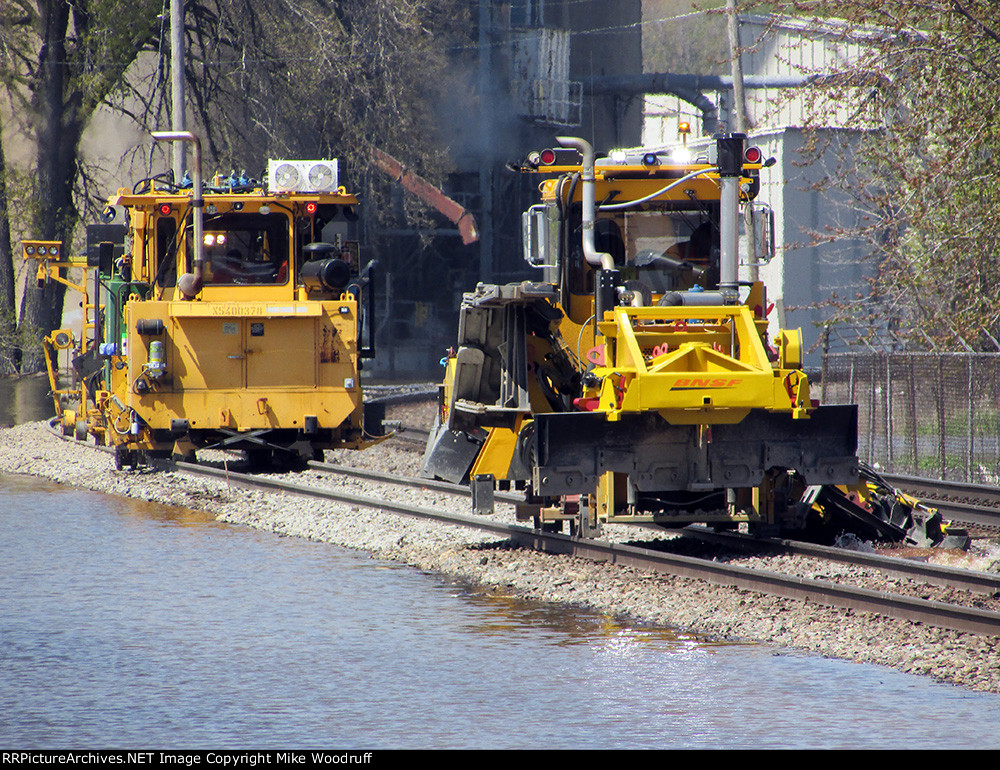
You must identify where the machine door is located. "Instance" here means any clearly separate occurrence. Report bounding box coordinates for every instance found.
[170,318,246,390]
[169,317,317,390]
[245,317,317,389]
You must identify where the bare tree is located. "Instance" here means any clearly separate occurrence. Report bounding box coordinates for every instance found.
[0,0,470,374]
[0,0,162,373]
[0,110,15,375]
[741,1,1000,350]
[175,0,470,205]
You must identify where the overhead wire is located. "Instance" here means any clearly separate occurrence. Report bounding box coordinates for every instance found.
[35,9,713,70]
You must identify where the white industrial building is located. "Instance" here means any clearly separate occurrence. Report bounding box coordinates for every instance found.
[641,14,882,367]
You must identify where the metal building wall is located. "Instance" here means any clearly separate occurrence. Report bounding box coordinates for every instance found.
[641,14,879,368]
[752,128,870,368]
[371,0,645,378]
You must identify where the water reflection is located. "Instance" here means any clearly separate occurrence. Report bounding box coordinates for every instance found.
[453,583,715,650]
[0,374,55,427]
[2,474,1000,749]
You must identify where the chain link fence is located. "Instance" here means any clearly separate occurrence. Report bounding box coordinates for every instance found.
[822,352,1000,484]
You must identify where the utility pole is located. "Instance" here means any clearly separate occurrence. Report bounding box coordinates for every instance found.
[725,0,757,279]
[170,0,187,180]
[725,0,751,135]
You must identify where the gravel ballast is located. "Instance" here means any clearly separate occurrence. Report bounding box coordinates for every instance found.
[2,416,999,694]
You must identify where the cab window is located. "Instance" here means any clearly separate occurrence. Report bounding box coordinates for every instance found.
[190,212,290,285]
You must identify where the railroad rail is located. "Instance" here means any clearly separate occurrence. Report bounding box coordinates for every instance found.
[677,525,1000,595]
[44,415,1000,637]
[166,458,1000,637]
[881,472,1000,530]
[312,458,1000,595]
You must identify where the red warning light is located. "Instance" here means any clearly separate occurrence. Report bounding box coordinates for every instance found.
[159,203,173,216]
[305,201,318,215]
[744,146,763,164]
[539,149,557,165]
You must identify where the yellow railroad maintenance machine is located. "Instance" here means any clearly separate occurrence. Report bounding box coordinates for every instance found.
[26,131,382,469]
[422,133,960,547]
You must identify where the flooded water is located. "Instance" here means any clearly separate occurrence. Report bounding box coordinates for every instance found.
[0,374,56,427]
[2,473,1000,750]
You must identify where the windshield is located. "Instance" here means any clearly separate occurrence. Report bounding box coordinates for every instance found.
[189,212,290,285]
[613,210,720,292]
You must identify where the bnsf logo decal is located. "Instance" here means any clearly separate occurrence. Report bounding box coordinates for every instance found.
[671,378,743,390]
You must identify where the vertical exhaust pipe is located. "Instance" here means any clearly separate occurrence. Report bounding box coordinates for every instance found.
[715,133,745,294]
[555,137,615,271]
[152,131,204,298]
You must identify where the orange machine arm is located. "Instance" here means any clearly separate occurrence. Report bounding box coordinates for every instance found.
[372,147,479,245]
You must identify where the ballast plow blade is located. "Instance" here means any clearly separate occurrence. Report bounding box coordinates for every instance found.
[531,405,859,497]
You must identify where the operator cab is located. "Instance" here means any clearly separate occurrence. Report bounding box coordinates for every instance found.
[520,142,773,304]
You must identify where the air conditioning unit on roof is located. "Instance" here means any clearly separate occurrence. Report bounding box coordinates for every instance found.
[267,159,339,193]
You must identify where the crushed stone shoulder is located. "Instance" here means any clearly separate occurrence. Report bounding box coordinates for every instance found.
[2,419,998,694]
